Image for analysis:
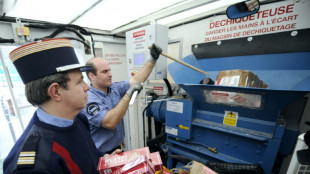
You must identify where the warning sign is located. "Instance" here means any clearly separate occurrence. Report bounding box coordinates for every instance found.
[231,94,247,103]
[153,86,166,95]
[223,111,238,126]
[203,1,310,42]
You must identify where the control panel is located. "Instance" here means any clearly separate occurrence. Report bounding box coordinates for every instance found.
[126,23,168,80]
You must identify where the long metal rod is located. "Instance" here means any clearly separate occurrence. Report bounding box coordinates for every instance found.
[148,46,209,75]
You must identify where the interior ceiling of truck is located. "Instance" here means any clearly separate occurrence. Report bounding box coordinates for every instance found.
[1,0,273,36]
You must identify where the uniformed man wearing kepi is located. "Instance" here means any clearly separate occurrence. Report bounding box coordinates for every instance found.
[3,38,100,174]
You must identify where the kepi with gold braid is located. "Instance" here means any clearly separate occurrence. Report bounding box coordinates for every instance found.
[9,38,91,84]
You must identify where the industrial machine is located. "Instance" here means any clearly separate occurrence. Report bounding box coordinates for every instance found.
[147,28,310,173]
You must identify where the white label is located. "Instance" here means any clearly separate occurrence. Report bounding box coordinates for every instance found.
[167,101,183,113]
[203,90,262,108]
[219,77,228,86]
[165,126,178,136]
[228,76,240,86]
[153,86,167,95]
[218,76,240,86]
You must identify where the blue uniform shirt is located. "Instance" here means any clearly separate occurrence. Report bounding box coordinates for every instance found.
[81,80,130,154]
[37,107,73,127]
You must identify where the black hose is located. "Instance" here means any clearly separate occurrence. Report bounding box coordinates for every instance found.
[46,27,86,41]
[33,37,90,50]
[142,93,158,146]
[0,38,15,43]
[163,78,173,96]
[147,132,166,144]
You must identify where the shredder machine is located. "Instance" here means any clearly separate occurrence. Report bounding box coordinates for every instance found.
[147,28,310,173]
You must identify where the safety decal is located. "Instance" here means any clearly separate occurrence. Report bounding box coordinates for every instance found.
[178,124,190,130]
[87,103,99,116]
[165,126,178,136]
[167,101,183,114]
[223,111,238,126]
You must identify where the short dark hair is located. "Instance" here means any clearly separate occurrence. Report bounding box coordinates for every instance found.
[25,72,70,106]
[85,59,97,81]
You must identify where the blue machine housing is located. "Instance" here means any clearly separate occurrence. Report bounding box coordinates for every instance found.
[149,28,310,173]
[165,86,308,173]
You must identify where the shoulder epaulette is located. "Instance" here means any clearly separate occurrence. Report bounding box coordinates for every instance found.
[17,132,40,169]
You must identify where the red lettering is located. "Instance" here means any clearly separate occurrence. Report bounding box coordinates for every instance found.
[248,15,255,21]
[210,19,235,29]
[262,10,269,18]
[278,6,286,15]
[210,22,215,29]
[269,8,277,17]
[235,18,242,23]
[220,20,226,27]
[286,4,294,13]
[227,19,234,25]
[255,4,295,20]
[256,11,263,19]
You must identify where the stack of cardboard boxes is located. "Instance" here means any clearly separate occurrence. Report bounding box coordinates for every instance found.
[97,147,163,174]
[215,70,267,88]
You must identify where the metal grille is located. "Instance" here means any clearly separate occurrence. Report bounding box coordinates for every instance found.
[296,164,310,174]
[123,93,145,151]
[138,92,146,147]
[123,111,131,151]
